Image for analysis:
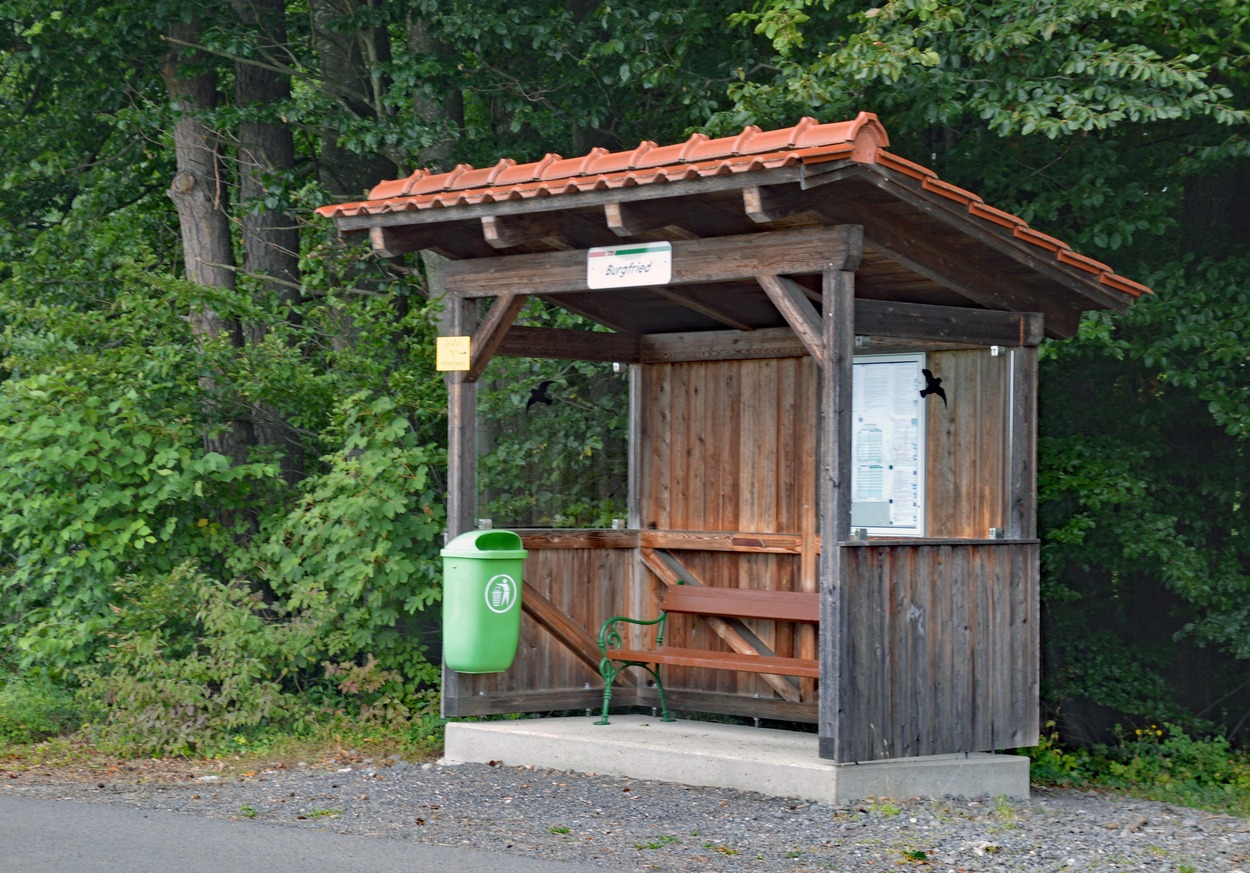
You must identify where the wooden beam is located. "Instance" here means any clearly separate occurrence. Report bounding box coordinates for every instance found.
[855,300,1044,347]
[605,201,693,238]
[496,325,641,363]
[855,165,1130,313]
[331,166,810,233]
[818,268,855,761]
[745,180,1084,335]
[371,223,493,259]
[758,274,826,364]
[481,211,623,250]
[743,184,825,224]
[605,197,747,239]
[1006,346,1038,539]
[641,327,807,363]
[861,234,1080,338]
[521,580,622,682]
[466,293,528,382]
[482,213,571,250]
[636,300,1042,364]
[538,293,642,334]
[432,249,478,719]
[518,529,639,549]
[443,226,865,296]
[640,529,805,554]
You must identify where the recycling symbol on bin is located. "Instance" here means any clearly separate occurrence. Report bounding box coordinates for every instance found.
[484,574,518,614]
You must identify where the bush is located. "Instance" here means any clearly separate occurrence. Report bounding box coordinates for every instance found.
[1024,720,1250,815]
[76,564,312,756]
[0,672,80,745]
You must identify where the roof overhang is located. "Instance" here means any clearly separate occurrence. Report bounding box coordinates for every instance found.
[316,112,1149,341]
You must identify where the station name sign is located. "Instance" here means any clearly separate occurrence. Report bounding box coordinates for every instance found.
[586,241,672,289]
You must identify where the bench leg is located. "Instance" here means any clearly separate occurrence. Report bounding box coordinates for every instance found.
[595,659,676,725]
[595,659,618,725]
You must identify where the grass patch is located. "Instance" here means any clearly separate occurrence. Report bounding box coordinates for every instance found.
[1,707,450,784]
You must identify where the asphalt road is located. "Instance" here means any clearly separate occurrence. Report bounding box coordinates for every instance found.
[0,795,606,873]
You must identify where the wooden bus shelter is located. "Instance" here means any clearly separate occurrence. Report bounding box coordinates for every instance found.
[317,112,1151,764]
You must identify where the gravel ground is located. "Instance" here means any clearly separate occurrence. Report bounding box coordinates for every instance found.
[4,752,1250,872]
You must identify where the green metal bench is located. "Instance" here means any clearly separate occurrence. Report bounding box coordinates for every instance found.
[595,584,820,724]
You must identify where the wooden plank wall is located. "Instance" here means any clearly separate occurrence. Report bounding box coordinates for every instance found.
[639,358,818,533]
[451,346,1038,742]
[924,349,1010,538]
[450,538,634,715]
[838,541,1040,762]
[636,357,820,713]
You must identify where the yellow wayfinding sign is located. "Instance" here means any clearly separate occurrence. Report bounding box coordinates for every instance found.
[436,335,471,371]
[586,241,672,289]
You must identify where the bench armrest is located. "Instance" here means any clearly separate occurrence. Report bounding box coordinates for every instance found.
[598,612,668,656]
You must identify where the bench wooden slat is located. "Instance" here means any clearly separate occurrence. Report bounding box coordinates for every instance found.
[610,646,820,678]
[659,586,818,623]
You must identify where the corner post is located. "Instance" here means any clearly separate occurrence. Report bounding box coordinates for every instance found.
[818,267,856,761]
[430,251,479,717]
[1006,344,1038,539]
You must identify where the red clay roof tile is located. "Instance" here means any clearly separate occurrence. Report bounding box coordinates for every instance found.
[1014,226,1068,253]
[1057,249,1112,276]
[315,111,1149,299]
[921,177,983,206]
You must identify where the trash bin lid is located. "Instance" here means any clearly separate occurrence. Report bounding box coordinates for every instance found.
[440,529,528,559]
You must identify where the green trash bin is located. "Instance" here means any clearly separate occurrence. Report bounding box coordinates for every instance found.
[441,529,528,673]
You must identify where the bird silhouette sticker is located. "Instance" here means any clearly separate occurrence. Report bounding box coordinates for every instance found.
[920,369,947,407]
[526,380,555,410]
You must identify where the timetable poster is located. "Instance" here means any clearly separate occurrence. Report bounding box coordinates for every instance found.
[851,355,925,535]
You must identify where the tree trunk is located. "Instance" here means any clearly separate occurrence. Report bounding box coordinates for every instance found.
[162,19,255,464]
[407,17,463,171]
[233,0,306,481]
[310,0,397,197]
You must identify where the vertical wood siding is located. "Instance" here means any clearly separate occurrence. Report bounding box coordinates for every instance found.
[924,349,1010,538]
[640,358,819,532]
[838,541,1039,762]
[636,358,820,706]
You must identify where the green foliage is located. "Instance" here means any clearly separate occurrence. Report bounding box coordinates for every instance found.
[0,257,281,670]
[723,0,1250,738]
[77,563,308,756]
[478,302,629,528]
[0,670,81,745]
[261,392,445,695]
[3,0,1250,757]
[1038,255,1250,725]
[1025,721,1250,815]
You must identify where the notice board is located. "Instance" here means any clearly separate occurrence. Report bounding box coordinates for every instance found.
[851,353,925,536]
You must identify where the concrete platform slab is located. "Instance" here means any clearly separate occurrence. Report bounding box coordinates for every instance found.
[445,715,1029,804]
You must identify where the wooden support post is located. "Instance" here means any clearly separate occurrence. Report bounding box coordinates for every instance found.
[431,250,479,718]
[799,362,819,702]
[818,268,855,761]
[1006,345,1038,539]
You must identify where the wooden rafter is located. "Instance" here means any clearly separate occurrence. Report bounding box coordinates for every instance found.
[651,286,756,332]
[521,580,630,684]
[855,166,1129,312]
[496,325,641,363]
